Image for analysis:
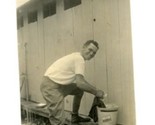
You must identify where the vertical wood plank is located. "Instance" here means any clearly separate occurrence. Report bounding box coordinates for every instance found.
[18,28,27,98]
[34,3,46,102]
[22,10,30,101]
[43,15,57,69]
[118,0,135,124]
[26,22,39,101]
[24,2,43,102]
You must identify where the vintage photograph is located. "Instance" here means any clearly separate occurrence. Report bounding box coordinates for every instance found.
[16,0,136,125]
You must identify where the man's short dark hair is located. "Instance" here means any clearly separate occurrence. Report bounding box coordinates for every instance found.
[83,40,99,49]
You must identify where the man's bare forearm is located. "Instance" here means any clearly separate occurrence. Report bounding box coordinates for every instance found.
[76,78,97,95]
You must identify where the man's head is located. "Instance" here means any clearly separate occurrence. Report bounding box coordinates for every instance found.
[81,40,99,60]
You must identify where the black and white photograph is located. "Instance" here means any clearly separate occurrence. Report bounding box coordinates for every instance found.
[1,0,155,125]
[16,0,135,125]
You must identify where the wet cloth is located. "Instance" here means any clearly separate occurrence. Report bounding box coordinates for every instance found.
[89,97,106,122]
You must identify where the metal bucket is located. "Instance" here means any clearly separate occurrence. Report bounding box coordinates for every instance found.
[97,104,119,125]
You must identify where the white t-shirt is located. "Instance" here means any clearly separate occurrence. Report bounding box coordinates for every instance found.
[44,52,85,85]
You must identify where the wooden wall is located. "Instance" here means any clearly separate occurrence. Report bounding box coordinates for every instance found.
[17,0,135,124]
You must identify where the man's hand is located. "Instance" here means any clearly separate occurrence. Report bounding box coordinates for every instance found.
[95,90,104,98]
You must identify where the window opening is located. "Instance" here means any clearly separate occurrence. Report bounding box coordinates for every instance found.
[28,10,38,24]
[64,0,81,10]
[17,16,24,29]
[43,0,56,18]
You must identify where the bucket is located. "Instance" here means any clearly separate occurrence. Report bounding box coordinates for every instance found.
[97,104,118,125]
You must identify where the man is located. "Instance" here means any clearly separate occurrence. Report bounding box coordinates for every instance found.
[40,40,105,125]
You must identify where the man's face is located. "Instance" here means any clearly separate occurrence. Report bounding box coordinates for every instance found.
[81,43,98,60]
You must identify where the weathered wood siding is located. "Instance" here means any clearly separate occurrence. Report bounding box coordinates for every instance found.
[18,27,26,98]
[17,0,135,124]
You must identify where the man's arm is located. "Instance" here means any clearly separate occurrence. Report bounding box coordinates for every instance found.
[75,74,104,98]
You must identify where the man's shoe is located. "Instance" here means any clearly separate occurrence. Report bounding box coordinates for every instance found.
[71,114,91,123]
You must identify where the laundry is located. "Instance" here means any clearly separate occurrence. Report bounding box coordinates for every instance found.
[89,97,106,122]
